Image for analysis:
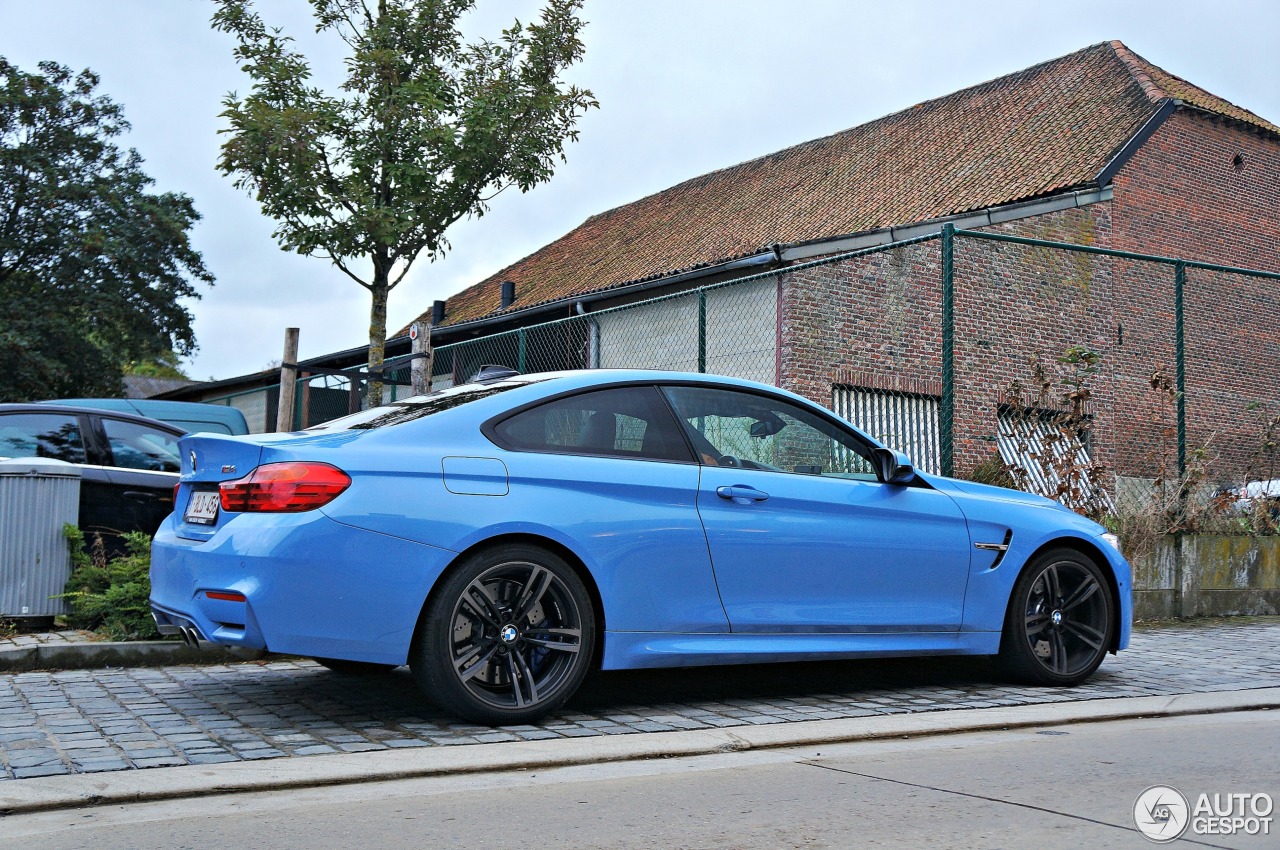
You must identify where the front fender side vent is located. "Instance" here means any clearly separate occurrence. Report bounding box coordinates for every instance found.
[974,529,1013,569]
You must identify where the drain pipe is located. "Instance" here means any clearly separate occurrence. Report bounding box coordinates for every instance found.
[576,301,601,368]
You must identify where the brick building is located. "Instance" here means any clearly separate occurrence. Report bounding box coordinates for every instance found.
[390,40,1278,491]
[176,41,1279,496]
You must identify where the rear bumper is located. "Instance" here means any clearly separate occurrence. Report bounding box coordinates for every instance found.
[149,511,457,665]
[151,606,230,650]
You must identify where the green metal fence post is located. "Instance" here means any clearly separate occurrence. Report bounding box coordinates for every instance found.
[294,375,304,428]
[697,289,707,373]
[940,223,955,477]
[1174,261,1187,478]
[517,329,528,373]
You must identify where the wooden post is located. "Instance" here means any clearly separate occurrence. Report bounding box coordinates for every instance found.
[410,320,434,396]
[276,327,299,432]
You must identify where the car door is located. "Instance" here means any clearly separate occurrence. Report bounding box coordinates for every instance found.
[94,414,181,537]
[487,384,729,633]
[661,384,973,633]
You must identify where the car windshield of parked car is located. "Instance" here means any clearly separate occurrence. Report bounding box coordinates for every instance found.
[101,418,181,472]
[310,380,541,431]
[661,385,878,478]
[0,412,86,463]
[491,386,694,462]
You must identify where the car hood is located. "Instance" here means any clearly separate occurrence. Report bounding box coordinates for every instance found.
[923,474,1071,512]
[918,473,1112,548]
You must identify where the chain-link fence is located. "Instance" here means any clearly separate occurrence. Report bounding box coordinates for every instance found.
[203,223,1280,536]
[947,227,1279,534]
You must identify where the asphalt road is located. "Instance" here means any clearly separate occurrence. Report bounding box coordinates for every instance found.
[7,710,1277,849]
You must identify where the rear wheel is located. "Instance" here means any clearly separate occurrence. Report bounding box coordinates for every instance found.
[412,544,596,725]
[998,548,1114,686]
[311,657,398,675]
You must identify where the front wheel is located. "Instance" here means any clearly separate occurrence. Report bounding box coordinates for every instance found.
[412,544,596,725]
[998,548,1115,686]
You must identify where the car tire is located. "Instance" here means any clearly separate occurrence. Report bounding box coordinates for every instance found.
[411,544,597,726]
[998,548,1115,686]
[311,657,399,675]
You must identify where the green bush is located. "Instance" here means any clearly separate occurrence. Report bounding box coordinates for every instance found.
[62,525,160,641]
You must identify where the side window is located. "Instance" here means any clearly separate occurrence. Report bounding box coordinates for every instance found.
[491,386,694,463]
[0,413,86,463]
[661,386,878,479]
[101,418,181,472]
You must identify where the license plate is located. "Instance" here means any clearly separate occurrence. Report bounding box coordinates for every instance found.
[184,491,220,525]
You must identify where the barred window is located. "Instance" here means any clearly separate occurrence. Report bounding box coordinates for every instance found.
[831,386,940,475]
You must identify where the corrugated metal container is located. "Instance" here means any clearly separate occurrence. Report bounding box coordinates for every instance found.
[0,458,82,618]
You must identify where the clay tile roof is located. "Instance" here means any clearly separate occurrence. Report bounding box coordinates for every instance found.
[1109,41,1279,135]
[404,41,1276,333]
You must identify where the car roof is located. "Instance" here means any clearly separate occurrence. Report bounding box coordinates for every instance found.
[450,368,791,395]
[0,403,187,435]
[369,370,875,439]
[39,398,249,435]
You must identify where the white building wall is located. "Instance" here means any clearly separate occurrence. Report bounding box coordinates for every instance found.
[595,279,777,384]
[705,279,777,384]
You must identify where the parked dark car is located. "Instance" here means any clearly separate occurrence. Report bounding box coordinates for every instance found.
[0,403,182,548]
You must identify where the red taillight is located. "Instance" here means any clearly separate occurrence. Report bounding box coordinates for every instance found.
[173,482,181,504]
[205,590,247,602]
[219,462,351,513]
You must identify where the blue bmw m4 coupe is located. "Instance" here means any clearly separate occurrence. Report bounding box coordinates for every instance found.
[151,369,1131,724]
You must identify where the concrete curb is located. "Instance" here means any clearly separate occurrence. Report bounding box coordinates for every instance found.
[3,686,1277,817]
[0,641,265,672]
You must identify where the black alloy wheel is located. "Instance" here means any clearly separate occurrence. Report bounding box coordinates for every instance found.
[999,548,1115,685]
[413,544,596,725]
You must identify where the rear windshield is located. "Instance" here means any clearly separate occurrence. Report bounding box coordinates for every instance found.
[309,381,537,431]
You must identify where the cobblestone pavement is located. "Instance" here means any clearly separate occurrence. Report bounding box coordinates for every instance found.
[1,620,1277,780]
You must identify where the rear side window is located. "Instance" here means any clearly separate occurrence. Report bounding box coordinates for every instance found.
[491,386,693,463]
[0,413,86,463]
[101,418,181,472]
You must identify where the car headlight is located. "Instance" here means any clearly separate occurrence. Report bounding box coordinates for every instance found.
[1100,532,1120,551]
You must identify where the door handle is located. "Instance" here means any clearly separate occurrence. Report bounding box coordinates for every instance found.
[716,484,770,504]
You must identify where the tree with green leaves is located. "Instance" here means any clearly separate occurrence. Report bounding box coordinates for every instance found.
[214,0,596,405]
[0,59,211,402]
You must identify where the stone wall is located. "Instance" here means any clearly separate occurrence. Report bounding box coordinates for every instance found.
[1132,535,1280,620]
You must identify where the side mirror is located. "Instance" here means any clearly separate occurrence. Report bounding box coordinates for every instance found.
[872,447,916,485]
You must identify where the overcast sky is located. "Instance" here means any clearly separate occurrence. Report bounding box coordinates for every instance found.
[3,0,1277,382]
